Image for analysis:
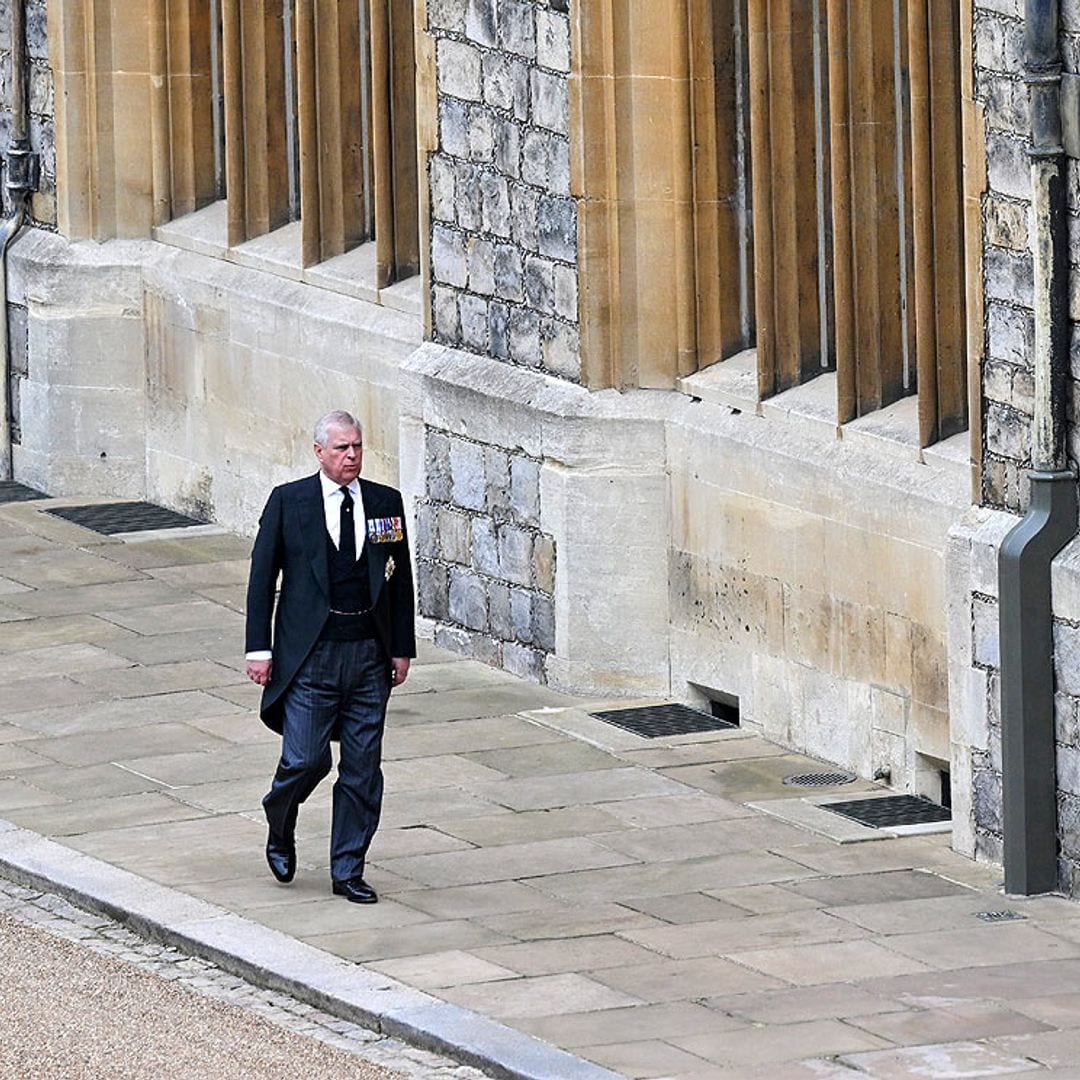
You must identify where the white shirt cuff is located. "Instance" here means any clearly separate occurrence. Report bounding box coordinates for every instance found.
[245,651,273,661]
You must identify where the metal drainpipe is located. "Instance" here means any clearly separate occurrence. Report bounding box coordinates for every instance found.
[998,0,1079,896]
[0,0,39,481]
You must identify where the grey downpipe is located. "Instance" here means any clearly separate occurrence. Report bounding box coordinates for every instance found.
[998,0,1079,896]
[0,0,38,481]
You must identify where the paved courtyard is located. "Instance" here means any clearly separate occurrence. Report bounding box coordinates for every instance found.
[4,493,1080,1078]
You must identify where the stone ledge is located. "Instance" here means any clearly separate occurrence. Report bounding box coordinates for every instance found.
[0,823,625,1080]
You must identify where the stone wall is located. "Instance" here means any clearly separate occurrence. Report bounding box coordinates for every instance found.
[943,2,1080,895]
[9,227,420,529]
[426,0,579,381]
[949,512,1080,895]
[973,0,1080,510]
[0,0,55,227]
[414,427,557,681]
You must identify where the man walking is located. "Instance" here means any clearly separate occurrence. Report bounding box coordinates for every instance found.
[245,410,415,904]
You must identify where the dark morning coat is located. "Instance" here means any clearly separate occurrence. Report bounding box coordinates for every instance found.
[245,473,417,733]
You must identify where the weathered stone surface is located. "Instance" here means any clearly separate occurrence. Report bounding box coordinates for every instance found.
[437,507,472,565]
[485,446,512,516]
[1056,622,1080,697]
[430,157,457,222]
[532,594,556,651]
[440,98,471,158]
[983,246,1033,306]
[531,69,569,135]
[510,183,540,252]
[482,54,530,119]
[985,131,1031,201]
[542,318,580,380]
[510,587,533,643]
[482,173,513,238]
[468,108,495,162]
[503,641,545,681]
[465,0,497,45]
[467,238,496,296]
[534,535,556,594]
[493,117,522,178]
[455,163,485,232]
[972,597,1001,670]
[418,559,450,621]
[537,196,576,261]
[494,246,525,302]
[488,580,513,639]
[985,402,1030,462]
[510,456,540,525]
[450,438,486,511]
[987,302,1032,366]
[499,525,534,587]
[449,568,488,631]
[985,196,1028,251]
[536,9,572,73]
[438,39,483,102]
[426,430,453,503]
[553,264,578,322]
[508,307,541,366]
[472,517,501,577]
[524,256,555,313]
[459,293,491,351]
[428,0,467,32]
[973,766,1003,833]
[974,11,1024,73]
[433,286,461,341]
[489,301,511,359]
[432,225,469,288]
[498,0,537,59]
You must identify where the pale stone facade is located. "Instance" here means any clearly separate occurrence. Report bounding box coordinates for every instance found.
[8,0,1080,890]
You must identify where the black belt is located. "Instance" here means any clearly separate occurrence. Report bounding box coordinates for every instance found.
[320,610,377,641]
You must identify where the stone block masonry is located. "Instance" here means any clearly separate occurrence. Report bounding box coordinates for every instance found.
[427,0,579,382]
[975,2,1080,509]
[0,0,56,228]
[415,425,557,682]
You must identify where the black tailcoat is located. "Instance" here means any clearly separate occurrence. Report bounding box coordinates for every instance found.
[245,473,416,732]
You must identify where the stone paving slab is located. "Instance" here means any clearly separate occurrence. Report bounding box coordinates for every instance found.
[11,503,1080,1077]
[0,828,618,1080]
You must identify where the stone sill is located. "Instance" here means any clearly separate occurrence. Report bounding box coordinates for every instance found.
[678,348,973,490]
[153,201,423,318]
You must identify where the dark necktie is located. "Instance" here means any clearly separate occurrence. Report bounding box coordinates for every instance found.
[339,487,356,562]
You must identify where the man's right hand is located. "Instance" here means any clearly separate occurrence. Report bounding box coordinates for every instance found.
[246,659,272,686]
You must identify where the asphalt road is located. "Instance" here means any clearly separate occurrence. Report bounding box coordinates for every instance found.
[0,908,407,1080]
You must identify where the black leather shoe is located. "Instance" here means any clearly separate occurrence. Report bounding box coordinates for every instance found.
[332,876,378,904]
[266,833,296,884]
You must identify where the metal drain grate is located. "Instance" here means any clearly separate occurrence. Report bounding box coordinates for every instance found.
[783,771,857,787]
[823,794,951,828]
[45,502,207,535]
[975,910,1026,923]
[589,703,737,739]
[0,480,47,503]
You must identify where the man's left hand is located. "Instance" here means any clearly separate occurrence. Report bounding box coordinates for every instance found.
[390,657,410,688]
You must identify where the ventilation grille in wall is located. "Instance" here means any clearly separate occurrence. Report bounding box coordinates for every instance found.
[823,794,951,828]
[0,481,48,503]
[45,502,207,535]
[589,703,737,739]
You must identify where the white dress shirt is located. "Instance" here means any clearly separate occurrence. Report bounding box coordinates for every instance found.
[320,472,366,556]
[245,473,366,662]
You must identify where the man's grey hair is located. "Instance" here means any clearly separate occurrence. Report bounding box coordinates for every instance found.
[314,410,362,447]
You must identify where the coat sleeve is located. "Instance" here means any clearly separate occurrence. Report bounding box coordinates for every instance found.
[245,487,284,654]
[389,495,417,659]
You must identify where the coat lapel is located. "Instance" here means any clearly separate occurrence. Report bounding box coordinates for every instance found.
[296,474,330,600]
[361,479,387,606]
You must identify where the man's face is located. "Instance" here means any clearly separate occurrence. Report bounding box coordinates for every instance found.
[315,425,363,486]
